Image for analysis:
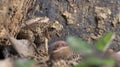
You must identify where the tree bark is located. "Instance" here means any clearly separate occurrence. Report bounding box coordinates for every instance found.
[0,0,36,45]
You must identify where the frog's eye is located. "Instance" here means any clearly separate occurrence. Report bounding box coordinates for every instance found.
[61,43,66,46]
[59,42,68,48]
[51,41,68,51]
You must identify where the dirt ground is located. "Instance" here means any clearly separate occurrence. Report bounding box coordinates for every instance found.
[33,0,120,51]
[0,0,120,67]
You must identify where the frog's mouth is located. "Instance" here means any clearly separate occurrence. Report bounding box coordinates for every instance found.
[52,42,68,50]
[53,46,69,53]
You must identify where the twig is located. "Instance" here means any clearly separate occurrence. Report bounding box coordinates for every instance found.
[45,37,48,53]
[21,16,49,28]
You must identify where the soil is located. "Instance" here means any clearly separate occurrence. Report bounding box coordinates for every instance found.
[32,0,120,51]
[0,0,120,67]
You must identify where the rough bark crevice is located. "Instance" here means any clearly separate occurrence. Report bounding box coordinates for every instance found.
[0,0,36,45]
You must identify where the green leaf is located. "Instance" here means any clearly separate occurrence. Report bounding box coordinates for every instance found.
[74,57,115,67]
[67,36,93,55]
[85,57,115,66]
[15,58,34,67]
[73,62,88,67]
[95,32,115,52]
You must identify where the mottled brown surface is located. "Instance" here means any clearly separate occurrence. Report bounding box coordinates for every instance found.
[0,0,36,45]
[33,0,120,51]
[0,0,120,67]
